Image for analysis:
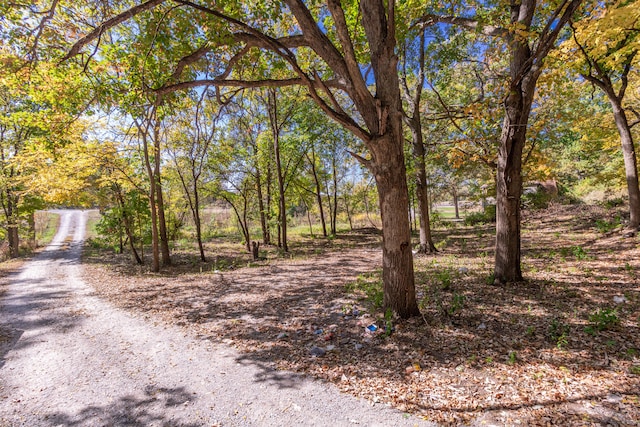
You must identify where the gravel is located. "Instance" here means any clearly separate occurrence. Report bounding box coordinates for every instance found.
[0,210,433,427]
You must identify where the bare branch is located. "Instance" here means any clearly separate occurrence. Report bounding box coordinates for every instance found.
[156,78,305,94]
[416,14,508,38]
[628,107,640,128]
[28,0,59,61]
[348,150,372,170]
[62,0,168,62]
[170,44,212,82]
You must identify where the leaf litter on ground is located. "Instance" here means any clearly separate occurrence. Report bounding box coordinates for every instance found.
[82,204,639,426]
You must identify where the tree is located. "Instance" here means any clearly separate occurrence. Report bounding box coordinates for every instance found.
[564,1,640,230]
[423,0,584,283]
[166,91,225,262]
[53,0,421,316]
[0,52,89,256]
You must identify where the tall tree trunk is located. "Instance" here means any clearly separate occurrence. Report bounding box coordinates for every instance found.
[153,122,171,267]
[192,180,206,262]
[307,149,328,237]
[268,90,288,252]
[148,182,160,273]
[410,124,437,253]
[116,190,143,265]
[265,154,273,245]
[369,131,420,318]
[255,167,271,245]
[493,0,582,284]
[27,211,36,249]
[452,185,460,219]
[324,177,334,234]
[610,98,640,229]
[141,126,160,272]
[4,191,19,258]
[494,83,531,284]
[331,155,338,235]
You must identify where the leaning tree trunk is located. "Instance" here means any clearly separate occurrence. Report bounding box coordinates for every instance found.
[610,99,640,230]
[115,189,143,265]
[192,182,206,262]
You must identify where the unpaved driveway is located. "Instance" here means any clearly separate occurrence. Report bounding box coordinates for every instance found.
[0,210,429,426]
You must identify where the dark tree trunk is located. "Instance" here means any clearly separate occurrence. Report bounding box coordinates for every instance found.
[148,183,160,272]
[493,0,582,284]
[370,131,420,318]
[268,90,288,252]
[307,149,328,237]
[115,187,143,265]
[494,106,527,283]
[402,29,436,254]
[331,155,338,235]
[452,186,460,219]
[27,211,36,249]
[265,156,273,245]
[153,121,171,267]
[140,122,160,272]
[494,54,534,284]
[8,222,19,258]
[410,124,437,254]
[255,167,271,245]
[612,102,640,229]
[193,192,206,263]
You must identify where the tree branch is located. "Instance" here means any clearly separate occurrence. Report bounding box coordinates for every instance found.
[416,14,508,38]
[62,0,168,62]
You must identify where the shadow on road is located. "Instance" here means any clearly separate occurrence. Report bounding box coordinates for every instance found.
[45,386,202,427]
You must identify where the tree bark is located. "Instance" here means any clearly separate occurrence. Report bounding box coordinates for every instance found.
[331,155,338,235]
[192,179,206,262]
[153,121,171,267]
[7,222,19,258]
[115,189,143,265]
[307,148,328,237]
[255,166,271,245]
[452,185,460,219]
[611,102,640,229]
[27,211,36,249]
[356,0,420,317]
[268,89,288,252]
[493,0,582,284]
[410,124,437,253]
[370,131,420,318]
[139,119,160,272]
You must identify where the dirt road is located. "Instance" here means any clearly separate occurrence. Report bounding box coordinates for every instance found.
[0,210,429,426]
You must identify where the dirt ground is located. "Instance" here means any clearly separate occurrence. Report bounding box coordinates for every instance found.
[81,204,639,426]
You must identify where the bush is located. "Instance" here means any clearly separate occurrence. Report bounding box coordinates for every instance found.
[464,205,496,226]
[586,308,620,334]
[522,187,553,209]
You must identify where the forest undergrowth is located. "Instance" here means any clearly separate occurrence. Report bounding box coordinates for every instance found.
[80,203,639,425]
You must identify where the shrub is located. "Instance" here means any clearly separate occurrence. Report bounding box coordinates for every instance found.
[464,205,496,226]
[586,308,620,333]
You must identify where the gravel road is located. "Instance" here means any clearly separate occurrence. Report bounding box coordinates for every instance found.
[0,210,432,427]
